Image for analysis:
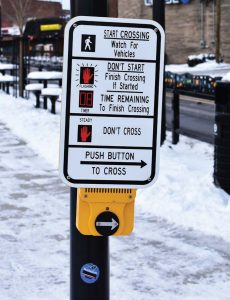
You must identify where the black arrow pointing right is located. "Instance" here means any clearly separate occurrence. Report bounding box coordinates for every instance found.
[80,160,147,168]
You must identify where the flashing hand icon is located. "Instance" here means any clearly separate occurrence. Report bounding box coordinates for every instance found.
[80,126,91,142]
[82,68,94,84]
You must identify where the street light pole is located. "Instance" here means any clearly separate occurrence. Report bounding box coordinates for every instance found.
[69,3,109,300]
[153,0,166,145]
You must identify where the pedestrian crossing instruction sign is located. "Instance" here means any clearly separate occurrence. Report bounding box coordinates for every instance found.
[59,16,165,188]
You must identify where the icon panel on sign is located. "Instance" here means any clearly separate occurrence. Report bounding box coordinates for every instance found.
[79,91,94,108]
[80,67,94,85]
[81,35,96,52]
[78,125,92,142]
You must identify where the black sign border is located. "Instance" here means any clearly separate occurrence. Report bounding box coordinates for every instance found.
[63,20,162,186]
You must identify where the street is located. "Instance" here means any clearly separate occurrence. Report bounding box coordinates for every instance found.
[166,93,215,144]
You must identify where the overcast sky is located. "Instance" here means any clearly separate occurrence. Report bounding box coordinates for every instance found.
[60,0,70,9]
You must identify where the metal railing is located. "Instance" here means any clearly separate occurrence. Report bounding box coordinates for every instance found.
[165,71,218,144]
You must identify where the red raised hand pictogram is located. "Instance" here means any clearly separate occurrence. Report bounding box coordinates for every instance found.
[80,126,91,142]
[82,68,94,84]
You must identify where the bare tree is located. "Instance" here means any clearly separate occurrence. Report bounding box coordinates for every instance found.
[5,0,33,35]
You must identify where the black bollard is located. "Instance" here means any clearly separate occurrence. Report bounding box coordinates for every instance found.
[214,81,230,195]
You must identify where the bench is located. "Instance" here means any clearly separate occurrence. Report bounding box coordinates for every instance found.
[25,83,44,108]
[25,83,60,109]
[0,75,15,94]
[41,88,62,114]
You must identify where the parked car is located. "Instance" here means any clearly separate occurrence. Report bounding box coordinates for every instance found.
[187,53,218,67]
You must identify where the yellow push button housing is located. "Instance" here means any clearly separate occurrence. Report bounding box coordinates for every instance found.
[77,188,136,236]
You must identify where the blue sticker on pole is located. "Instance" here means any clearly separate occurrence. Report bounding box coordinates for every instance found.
[180,0,190,4]
[80,263,100,284]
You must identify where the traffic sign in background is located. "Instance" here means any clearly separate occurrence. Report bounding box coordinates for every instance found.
[59,16,165,188]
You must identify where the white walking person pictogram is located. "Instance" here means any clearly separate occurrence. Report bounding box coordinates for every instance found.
[85,36,92,50]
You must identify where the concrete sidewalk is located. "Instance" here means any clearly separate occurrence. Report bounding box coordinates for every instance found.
[0,122,69,300]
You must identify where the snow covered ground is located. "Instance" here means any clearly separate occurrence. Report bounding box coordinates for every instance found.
[166,61,230,77]
[0,91,230,299]
[0,122,69,300]
[222,72,230,82]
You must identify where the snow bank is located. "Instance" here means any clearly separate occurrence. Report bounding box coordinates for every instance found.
[187,53,215,61]
[0,92,229,243]
[137,137,230,240]
[166,61,230,76]
[222,72,230,82]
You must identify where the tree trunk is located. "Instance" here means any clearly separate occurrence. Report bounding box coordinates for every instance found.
[215,0,221,63]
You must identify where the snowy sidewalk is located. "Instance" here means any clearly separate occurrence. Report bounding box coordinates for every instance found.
[0,122,69,300]
[1,121,230,300]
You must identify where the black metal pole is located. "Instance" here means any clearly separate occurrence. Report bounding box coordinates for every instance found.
[153,0,166,145]
[172,91,180,145]
[70,189,109,300]
[70,1,109,300]
[19,36,25,98]
[71,0,108,17]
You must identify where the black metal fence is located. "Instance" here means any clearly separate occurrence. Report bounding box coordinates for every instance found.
[166,72,230,194]
[165,71,218,145]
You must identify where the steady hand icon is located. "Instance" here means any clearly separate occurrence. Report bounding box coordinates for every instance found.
[80,126,91,142]
[83,68,93,84]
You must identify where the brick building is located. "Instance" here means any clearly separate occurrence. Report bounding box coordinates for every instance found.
[118,0,230,63]
[1,0,63,32]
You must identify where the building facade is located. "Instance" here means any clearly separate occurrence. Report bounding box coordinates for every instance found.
[118,0,230,63]
[1,0,63,32]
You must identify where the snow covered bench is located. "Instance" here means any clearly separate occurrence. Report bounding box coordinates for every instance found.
[0,63,15,75]
[0,75,15,94]
[25,83,43,108]
[27,71,62,109]
[27,71,62,87]
[25,83,60,109]
[41,88,62,114]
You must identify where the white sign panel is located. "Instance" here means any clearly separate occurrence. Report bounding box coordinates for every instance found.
[59,16,165,188]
